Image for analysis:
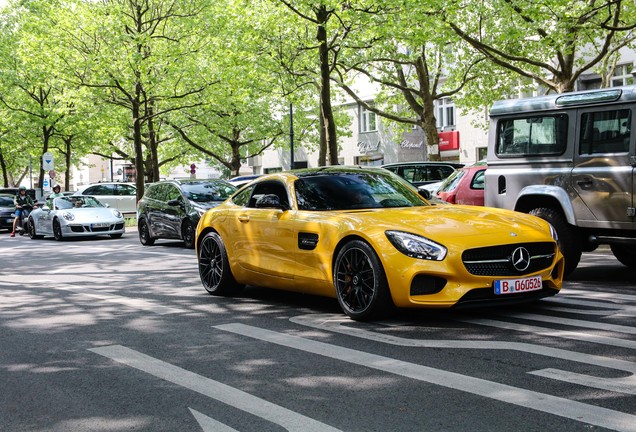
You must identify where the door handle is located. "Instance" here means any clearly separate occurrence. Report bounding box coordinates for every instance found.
[238,215,250,223]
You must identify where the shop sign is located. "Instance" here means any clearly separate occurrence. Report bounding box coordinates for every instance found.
[439,130,460,151]
[400,140,424,149]
[358,140,381,153]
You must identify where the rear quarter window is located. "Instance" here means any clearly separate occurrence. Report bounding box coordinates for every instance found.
[495,114,568,157]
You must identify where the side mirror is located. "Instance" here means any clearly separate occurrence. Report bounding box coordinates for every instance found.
[255,194,288,210]
[418,189,432,200]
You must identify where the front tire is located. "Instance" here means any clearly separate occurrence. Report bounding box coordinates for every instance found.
[610,244,636,268]
[333,240,394,321]
[529,207,581,276]
[138,219,155,246]
[198,232,243,295]
[182,220,195,249]
[53,218,63,241]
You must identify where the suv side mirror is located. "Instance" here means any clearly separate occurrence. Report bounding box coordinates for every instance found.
[418,189,432,200]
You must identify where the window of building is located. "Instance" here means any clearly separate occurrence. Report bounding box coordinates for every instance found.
[354,155,384,166]
[360,105,377,133]
[436,98,455,130]
[612,64,635,87]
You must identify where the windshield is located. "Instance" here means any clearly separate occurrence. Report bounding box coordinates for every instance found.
[295,171,429,211]
[0,196,13,206]
[55,196,105,210]
[437,170,465,193]
[181,181,236,203]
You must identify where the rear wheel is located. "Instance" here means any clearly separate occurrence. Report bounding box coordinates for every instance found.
[333,240,394,321]
[182,220,196,249]
[610,244,636,268]
[28,217,42,239]
[138,219,155,246]
[52,218,63,241]
[529,207,581,276]
[198,232,243,295]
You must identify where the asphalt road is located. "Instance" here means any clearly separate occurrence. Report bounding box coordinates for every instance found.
[1,229,635,432]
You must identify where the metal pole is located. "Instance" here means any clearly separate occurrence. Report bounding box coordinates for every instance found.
[29,155,32,188]
[290,103,294,170]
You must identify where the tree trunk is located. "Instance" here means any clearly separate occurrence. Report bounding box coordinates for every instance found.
[316,6,338,166]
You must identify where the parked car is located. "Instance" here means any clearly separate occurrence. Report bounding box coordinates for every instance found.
[73,182,137,214]
[28,195,125,241]
[138,179,237,249]
[0,193,16,231]
[228,174,262,188]
[381,161,464,188]
[195,166,563,321]
[0,187,37,200]
[486,84,636,275]
[436,161,487,205]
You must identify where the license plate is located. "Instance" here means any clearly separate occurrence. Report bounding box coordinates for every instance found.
[494,275,542,295]
[92,223,109,228]
[5,218,12,223]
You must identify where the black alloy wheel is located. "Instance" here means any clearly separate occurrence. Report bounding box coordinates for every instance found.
[198,232,243,296]
[333,240,393,321]
[182,220,196,249]
[138,219,155,246]
[52,218,63,241]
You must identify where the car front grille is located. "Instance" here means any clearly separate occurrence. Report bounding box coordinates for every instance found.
[462,242,556,276]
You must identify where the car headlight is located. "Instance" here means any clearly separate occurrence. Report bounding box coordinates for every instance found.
[549,223,558,242]
[385,230,447,261]
[112,209,122,218]
[62,212,74,221]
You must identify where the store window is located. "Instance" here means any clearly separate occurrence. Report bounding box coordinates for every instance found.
[612,64,635,87]
[436,98,455,130]
[360,105,377,133]
[354,155,384,166]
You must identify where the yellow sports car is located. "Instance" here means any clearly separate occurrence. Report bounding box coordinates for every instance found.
[196,166,564,320]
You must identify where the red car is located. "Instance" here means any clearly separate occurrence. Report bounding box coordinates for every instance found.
[436,161,487,205]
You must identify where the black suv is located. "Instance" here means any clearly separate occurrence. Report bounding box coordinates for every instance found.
[137,179,236,248]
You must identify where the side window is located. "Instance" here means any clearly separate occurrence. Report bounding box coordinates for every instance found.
[145,184,160,200]
[496,115,568,156]
[232,186,253,207]
[84,184,113,195]
[165,185,181,201]
[470,170,486,190]
[579,109,631,155]
[117,184,137,196]
[248,181,289,208]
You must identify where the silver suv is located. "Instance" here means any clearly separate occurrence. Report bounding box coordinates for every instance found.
[486,85,635,275]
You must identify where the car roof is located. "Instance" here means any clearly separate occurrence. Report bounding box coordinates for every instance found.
[381,161,464,168]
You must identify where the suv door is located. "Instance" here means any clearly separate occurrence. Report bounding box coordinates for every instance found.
[573,106,634,227]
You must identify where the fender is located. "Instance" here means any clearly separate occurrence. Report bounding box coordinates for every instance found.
[516,185,577,225]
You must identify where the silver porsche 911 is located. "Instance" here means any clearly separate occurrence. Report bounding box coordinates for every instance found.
[28,195,125,241]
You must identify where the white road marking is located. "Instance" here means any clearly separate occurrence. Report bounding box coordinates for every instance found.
[290,314,636,395]
[497,312,636,335]
[215,323,636,432]
[461,317,636,349]
[89,345,342,432]
[189,408,240,432]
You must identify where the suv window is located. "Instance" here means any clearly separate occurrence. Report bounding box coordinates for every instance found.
[84,184,115,195]
[116,184,137,196]
[496,115,568,156]
[579,109,631,154]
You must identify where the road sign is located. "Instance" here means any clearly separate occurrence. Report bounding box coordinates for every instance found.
[42,152,54,170]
